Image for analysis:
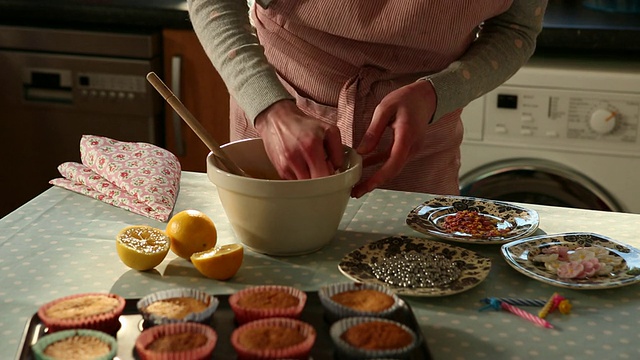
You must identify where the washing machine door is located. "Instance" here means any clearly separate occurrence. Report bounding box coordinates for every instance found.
[459,158,624,212]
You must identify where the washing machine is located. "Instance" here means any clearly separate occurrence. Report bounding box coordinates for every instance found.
[459,55,640,213]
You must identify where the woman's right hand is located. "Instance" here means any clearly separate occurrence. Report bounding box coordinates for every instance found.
[254,100,344,180]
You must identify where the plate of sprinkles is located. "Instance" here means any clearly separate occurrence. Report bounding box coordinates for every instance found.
[405,196,540,244]
[338,235,492,297]
[501,232,640,289]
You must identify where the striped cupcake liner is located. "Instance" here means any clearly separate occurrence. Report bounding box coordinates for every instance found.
[231,317,316,360]
[37,292,125,335]
[318,282,402,322]
[228,285,307,325]
[31,329,117,360]
[329,316,419,359]
[135,322,217,360]
[136,288,219,327]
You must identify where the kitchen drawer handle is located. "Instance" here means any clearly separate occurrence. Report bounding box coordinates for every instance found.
[171,55,186,156]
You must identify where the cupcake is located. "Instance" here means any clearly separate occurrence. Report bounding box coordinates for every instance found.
[231,317,316,360]
[228,285,306,324]
[31,329,117,360]
[135,322,217,360]
[319,282,401,321]
[137,288,219,327]
[330,317,418,359]
[37,293,125,335]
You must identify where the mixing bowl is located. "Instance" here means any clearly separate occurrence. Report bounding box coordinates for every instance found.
[207,138,362,256]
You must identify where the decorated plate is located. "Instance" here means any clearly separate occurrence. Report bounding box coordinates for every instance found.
[338,236,492,297]
[501,232,640,289]
[406,196,539,244]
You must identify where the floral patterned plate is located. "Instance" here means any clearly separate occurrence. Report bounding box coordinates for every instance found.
[406,196,539,244]
[501,232,640,289]
[338,236,492,297]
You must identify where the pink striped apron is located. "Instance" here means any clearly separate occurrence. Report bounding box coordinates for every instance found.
[231,0,512,194]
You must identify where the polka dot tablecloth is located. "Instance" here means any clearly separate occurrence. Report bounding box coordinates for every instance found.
[2,172,640,359]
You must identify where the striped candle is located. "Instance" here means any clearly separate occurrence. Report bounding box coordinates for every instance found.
[538,293,560,319]
[481,297,547,307]
[501,302,554,329]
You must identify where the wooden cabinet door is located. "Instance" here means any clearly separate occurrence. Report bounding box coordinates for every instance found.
[162,29,230,172]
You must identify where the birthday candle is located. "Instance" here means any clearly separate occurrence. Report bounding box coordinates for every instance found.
[501,302,554,329]
[556,298,572,315]
[538,292,559,318]
[480,297,546,307]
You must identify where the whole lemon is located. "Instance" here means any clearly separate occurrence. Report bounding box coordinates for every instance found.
[116,225,170,271]
[166,209,217,260]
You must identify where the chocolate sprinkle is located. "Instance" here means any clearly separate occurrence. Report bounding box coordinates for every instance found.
[369,252,462,288]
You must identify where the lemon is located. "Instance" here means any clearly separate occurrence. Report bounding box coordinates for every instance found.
[116,225,170,271]
[166,209,217,260]
[191,243,244,281]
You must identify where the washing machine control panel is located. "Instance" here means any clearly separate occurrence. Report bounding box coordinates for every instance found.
[464,86,640,155]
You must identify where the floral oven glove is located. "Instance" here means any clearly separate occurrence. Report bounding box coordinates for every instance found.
[50,135,181,221]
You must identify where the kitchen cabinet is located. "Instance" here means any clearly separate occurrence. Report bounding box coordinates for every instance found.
[0,25,163,218]
[162,29,230,172]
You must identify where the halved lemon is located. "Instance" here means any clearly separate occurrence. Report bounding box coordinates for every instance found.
[166,209,217,260]
[116,225,171,271]
[190,243,244,281]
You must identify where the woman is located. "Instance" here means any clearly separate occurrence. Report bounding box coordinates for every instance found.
[187,0,547,198]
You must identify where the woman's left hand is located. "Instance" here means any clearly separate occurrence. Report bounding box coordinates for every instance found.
[351,79,437,198]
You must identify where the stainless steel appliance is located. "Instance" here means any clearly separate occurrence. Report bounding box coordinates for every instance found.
[0,25,163,218]
[459,55,640,213]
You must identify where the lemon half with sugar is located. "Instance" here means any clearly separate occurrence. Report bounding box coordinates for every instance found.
[116,225,171,271]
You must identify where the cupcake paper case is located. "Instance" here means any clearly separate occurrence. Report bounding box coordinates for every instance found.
[231,317,316,360]
[330,316,419,359]
[135,322,218,360]
[37,293,125,335]
[137,288,219,327]
[319,282,402,321]
[31,329,117,360]
[229,285,307,324]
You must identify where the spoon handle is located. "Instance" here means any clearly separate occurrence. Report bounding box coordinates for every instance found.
[146,72,248,177]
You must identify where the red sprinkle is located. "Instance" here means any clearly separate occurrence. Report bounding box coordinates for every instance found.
[442,210,510,238]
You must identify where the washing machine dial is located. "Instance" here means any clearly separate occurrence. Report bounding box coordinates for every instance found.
[589,108,618,134]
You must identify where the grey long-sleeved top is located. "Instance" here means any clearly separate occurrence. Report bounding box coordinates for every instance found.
[187,0,547,124]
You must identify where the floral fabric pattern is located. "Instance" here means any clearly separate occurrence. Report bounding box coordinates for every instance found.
[50,135,181,221]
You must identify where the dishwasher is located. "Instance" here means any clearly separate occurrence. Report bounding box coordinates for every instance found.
[0,25,163,218]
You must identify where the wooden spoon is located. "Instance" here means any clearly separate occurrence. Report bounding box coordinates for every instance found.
[146,72,250,177]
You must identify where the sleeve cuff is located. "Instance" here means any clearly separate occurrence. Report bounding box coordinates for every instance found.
[233,70,294,125]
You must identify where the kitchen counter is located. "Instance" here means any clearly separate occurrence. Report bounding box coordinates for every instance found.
[3,171,640,359]
[0,0,639,51]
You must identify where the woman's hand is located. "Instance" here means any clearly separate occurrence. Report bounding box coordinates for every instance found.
[351,79,437,198]
[254,100,344,180]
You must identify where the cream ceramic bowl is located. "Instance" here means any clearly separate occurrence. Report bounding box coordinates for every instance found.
[207,138,362,256]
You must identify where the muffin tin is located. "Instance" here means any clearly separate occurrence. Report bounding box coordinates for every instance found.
[17,291,431,360]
